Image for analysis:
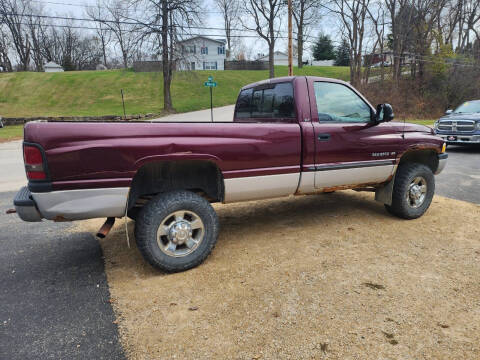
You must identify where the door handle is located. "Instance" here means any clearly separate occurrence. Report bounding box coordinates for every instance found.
[318,133,331,141]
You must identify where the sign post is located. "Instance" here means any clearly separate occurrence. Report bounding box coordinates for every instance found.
[204,76,217,122]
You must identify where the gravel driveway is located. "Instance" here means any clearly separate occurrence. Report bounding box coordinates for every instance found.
[85,192,479,360]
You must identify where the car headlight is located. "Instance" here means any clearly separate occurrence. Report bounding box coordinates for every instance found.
[477,121,480,130]
[434,121,439,130]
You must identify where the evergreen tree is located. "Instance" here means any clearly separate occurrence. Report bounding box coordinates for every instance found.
[335,39,350,66]
[312,34,336,61]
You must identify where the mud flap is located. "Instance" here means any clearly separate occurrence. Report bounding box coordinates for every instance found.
[375,174,395,206]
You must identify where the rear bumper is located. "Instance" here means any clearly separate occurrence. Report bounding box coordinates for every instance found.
[435,153,448,175]
[14,186,42,222]
[14,186,129,222]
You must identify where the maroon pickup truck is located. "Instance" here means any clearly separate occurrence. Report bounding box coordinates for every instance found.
[14,76,447,272]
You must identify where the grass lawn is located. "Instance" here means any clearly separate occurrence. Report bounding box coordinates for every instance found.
[0,66,350,118]
[0,124,23,141]
[405,119,435,127]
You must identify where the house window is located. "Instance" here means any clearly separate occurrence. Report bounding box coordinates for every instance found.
[184,45,195,54]
[217,46,225,55]
[203,61,217,70]
[201,47,208,55]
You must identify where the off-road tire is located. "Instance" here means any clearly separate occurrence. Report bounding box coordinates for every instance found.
[135,190,219,272]
[385,163,435,219]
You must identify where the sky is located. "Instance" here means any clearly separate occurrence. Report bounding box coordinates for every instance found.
[34,0,337,60]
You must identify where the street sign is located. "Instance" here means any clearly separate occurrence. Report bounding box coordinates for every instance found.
[205,76,216,122]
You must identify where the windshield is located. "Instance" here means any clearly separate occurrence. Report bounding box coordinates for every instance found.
[454,101,480,114]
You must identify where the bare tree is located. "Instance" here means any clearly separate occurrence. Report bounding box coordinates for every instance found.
[330,0,371,87]
[385,0,416,83]
[91,0,138,68]
[242,0,284,78]
[0,0,31,70]
[367,1,387,82]
[457,0,480,53]
[86,0,112,67]
[133,0,202,111]
[441,0,462,46]
[292,0,322,68]
[25,3,51,71]
[42,26,64,64]
[214,0,240,59]
[0,25,13,71]
[413,0,446,79]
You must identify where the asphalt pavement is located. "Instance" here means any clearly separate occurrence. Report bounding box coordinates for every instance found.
[0,191,124,360]
[151,104,235,122]
[0,140,24,192]
[436,145,480,204]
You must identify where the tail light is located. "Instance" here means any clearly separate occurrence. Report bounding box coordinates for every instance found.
[23,144,47,180]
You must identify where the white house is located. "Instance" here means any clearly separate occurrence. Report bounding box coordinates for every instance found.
[177,36,226,71]
[44,62,64,72]
[257,51,299,66]
[311,60,335,66]
[257,51,334,67]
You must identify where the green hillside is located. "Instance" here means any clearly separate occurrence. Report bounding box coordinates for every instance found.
[0,66,350,118]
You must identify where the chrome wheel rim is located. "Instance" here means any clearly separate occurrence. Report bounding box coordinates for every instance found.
[406,176,427,208]
[157,210,205,257]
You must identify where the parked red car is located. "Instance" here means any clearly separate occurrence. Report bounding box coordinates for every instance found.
[14,76,447,272]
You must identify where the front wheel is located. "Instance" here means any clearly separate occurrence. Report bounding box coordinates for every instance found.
[385,163,435,219]
[135,190,219,272]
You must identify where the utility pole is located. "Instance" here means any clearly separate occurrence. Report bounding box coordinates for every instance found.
[287,0,293,76]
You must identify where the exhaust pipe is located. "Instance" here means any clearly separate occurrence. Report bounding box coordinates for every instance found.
[96,217,115,238]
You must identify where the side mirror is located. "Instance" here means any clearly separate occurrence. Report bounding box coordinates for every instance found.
[445,109,453,115]
[375,103,394,123]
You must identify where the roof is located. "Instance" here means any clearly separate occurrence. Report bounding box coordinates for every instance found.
[177,36,226,45]
[44,62,63,68]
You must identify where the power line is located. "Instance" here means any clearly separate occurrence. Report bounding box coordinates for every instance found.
[13,21,286,39]
[6,12,265,33]
[5,13,479,66]
[4,12,314,40]
[11,19,478,66]
[29,0,223,14]
[5,11,328,37]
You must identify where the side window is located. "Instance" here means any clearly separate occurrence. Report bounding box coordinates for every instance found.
[235,88,253,118]
[313,82,372,123]
[234,82,295,122]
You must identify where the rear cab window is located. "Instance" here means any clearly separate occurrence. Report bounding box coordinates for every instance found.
[234,82,296,122]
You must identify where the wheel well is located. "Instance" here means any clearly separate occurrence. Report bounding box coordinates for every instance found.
[127,160,224,211]
[399,149,438,173]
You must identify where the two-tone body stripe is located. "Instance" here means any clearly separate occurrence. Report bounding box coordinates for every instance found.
[306,159,396,172]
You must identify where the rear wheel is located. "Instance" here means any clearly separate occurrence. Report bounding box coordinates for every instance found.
[385,163,435,219]
[135,190,219,272]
